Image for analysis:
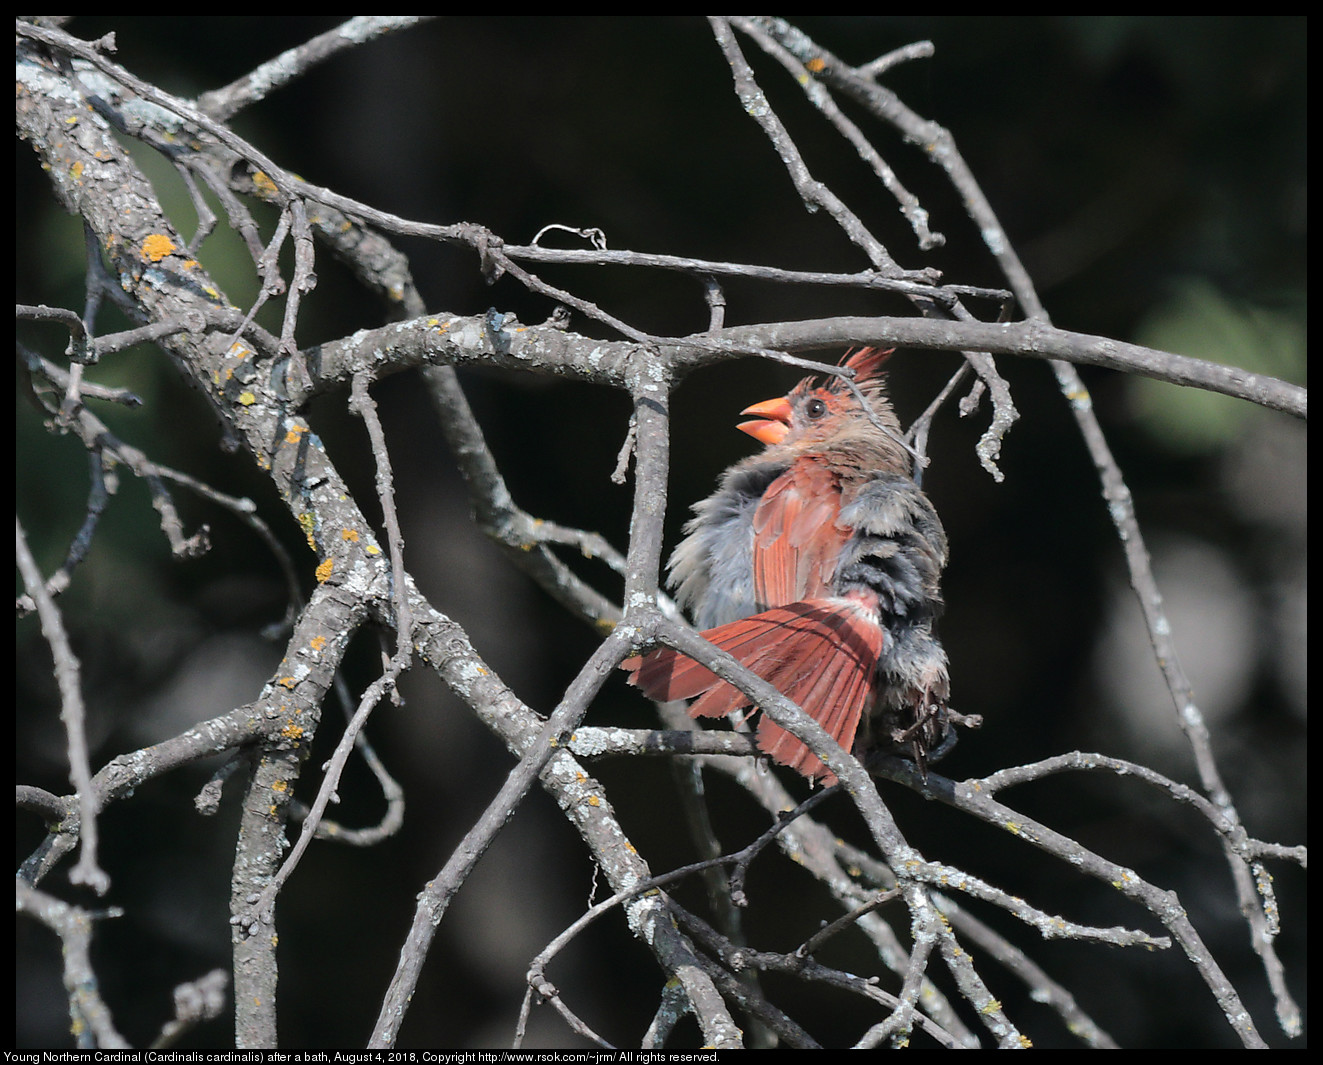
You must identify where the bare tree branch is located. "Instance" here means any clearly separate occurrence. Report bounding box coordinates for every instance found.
[16,16,1304,1051]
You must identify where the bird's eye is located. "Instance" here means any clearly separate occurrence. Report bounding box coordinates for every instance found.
[805,397,827,419]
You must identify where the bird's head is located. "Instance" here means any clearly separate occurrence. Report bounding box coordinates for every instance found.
[738,347,900,450]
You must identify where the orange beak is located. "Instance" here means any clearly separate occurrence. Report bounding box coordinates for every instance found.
[738,396,793,445]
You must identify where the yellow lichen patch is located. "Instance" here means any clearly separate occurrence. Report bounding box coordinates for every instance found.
[252,170,279,197]
[364,543,381,556]
[315,558,334,582]
[277,676,297,690]
[141,233,176,262]
[284,424,307,445]
[806,56,826,73]
[70,160,83,179]
[282,722,304,741]
[238,391,257,406]
[341,528,360,542]
[587,795,600,807]
[309,635,327,652]
[272,780,289,793]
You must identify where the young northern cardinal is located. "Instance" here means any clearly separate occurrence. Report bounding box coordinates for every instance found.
[625,348,974,784]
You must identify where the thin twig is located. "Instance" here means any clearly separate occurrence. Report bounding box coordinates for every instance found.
[16,518,108,895]
[195,17,432,120]
[15,881,128,1049]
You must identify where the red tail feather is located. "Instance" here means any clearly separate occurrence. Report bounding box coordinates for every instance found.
[625,599,884,783]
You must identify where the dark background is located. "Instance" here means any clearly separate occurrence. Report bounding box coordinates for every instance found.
[16,16,1305,1049]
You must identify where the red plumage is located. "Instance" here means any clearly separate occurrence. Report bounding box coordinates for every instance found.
[626,348,974,783]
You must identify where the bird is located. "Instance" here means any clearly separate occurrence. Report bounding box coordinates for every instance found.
[624,348,976,784]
